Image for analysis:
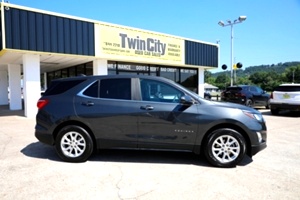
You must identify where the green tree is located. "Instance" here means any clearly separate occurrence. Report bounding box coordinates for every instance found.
[249,71,281,91]
[236,76,252,85]
[204,70,212,82]
[215,73,230,90]
[283,65,300,83]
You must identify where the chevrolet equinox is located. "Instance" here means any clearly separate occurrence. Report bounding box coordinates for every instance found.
[35,75,267,167]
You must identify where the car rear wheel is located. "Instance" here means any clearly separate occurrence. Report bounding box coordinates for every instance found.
[204,128,246,168]
[55,125,94,162]
[246,99,253,107]
[266,100,270,109]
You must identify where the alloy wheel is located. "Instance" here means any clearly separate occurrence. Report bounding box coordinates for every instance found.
[60,131,86,158]
[211,135,240,164]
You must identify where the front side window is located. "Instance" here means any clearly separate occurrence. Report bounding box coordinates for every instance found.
[140,79,184,103]
[256,87,264,93]
[100,78,131,100]
[250,86,258,92]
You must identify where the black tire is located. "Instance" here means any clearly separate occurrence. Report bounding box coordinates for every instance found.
[204,95,211,100]
[271,108,279,115]
[204,128,246,168]
[266,100,270,109]
[245,99,253,107]
[55,125,94,162]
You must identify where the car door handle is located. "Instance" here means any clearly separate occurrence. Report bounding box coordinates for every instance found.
[140,105,154,110]
[81,101,94,106]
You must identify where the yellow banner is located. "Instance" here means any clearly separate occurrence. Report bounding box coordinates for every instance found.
[97,24,184,65]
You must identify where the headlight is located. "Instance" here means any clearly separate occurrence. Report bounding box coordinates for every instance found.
[243,111,264,122]
[254,113,264,122]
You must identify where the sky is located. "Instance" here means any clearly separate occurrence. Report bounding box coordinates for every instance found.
[7,0,300,73]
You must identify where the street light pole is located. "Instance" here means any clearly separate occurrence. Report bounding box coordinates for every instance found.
[230,24,234,86]
[218,16,247,86]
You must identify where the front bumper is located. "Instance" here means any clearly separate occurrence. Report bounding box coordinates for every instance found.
[250,130,267,156]
[251,142,267,156]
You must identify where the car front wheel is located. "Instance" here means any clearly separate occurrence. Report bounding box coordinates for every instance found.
[204,128,246,168]
[55,125,94,162]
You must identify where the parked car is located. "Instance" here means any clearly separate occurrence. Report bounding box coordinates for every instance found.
[35,75,267,167]
[221,85,270,108]
[204,91,211,100]
[270,83,300,115]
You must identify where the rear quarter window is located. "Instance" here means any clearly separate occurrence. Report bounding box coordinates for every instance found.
[226,87,242,91]
[43,79,86,96]
[275,86,300,92]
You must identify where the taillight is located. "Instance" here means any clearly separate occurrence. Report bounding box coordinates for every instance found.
[37,99,49,109]
[235,93,245,97]
[270,92,273,99]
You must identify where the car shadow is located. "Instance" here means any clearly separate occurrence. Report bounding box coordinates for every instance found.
[20,142,61,162]
[259,109,300,117]
[21,142,253,168]
[90,149,253,168]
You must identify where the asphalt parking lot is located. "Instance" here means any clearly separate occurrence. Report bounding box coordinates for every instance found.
[0,106,300,200]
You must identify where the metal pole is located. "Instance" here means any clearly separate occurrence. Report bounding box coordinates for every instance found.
[234,57,237,84]
[230,24,234,86]
[218,16,246,86]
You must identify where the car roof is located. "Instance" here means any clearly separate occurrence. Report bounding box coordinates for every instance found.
[227,85,249,89]
[280,83,300,86]
[52,74,170,82]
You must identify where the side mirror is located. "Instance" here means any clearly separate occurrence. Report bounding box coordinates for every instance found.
[180,95,194,106]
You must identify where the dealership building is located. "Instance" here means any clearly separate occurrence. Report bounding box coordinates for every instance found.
[0,2,219,118]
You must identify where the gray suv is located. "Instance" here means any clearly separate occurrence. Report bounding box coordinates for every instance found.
[35,75,267,167]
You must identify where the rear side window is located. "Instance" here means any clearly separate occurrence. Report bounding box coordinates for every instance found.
[275,86,300,92]
[100,78,131,100]
[83,81,99,98]
[226,87,242,91]
[43,79,85,96]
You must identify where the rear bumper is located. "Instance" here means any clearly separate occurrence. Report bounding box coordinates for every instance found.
[270,103,300,111]
[35,125,55,146]
[221,98,246,104]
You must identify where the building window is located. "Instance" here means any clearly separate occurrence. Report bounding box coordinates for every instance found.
[179,68,198,92]
[45,61,198,93]
[61,68,69,78]
[160,67,179,83]
[69,67,76,77]
[85,62,93,75]
[76,64,85,76]
[108,61,117,75]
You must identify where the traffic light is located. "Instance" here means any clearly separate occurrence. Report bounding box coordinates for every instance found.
[236,62,243,69]
[233,64,237,70]
[222,64,227,70]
